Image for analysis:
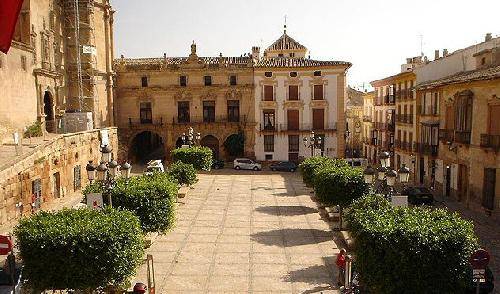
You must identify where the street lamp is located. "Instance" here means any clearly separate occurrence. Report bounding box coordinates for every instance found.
[303,131,323,157]
[363,151,411,200]
[85,145,133,208]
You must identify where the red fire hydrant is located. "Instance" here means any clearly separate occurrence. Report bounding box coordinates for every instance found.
[133,282,147,294]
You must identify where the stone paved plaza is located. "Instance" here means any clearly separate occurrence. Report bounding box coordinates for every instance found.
[133,170,342,293]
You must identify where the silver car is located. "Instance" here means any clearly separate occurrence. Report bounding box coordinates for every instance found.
[233,158,262,171]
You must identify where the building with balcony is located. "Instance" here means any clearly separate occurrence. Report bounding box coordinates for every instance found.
[416,45,500,213]
[253,28,351,161]
[362,91,376,163]
[370,57,421,169]
[114,43,256,162]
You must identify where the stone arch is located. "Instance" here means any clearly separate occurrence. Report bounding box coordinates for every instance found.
[129,131,166,164]
[223,133,244,159]
[200,135,220,160]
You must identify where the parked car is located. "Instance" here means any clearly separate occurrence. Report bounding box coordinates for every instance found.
[233,158,261,171]
[144,160,165,175]
[401,186,434,205]
[270,161,297,172]
[212,159,225,169]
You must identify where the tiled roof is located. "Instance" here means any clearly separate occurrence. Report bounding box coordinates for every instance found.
[114,56,252,70]
[266,32,307,52]
[416,65,500,90]
[255,57,351,68]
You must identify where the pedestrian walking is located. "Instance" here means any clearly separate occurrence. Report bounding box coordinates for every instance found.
[336,248,347,286]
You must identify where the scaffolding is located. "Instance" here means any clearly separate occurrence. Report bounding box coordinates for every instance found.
[63,0,99,121]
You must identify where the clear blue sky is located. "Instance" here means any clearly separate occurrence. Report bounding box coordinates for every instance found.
[113,0,500,89]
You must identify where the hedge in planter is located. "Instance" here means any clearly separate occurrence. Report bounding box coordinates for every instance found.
[345,195,479,294]
[168,161,198,186]
[171,146,212,171]
[298,156,348,186]
[313,165,368,207]
[83,173,178,233]
[14,208,144,291]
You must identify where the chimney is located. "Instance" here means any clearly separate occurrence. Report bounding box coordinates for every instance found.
[120,54,124,59]
[485,33,492,42]
[252,46,260,61]
[434,50,440,60]
[443,49,448,57]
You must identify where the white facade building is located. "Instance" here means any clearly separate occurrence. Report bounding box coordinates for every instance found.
[252,29,351,161]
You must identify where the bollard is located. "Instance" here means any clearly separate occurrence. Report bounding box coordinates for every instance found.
[344,255,353,289]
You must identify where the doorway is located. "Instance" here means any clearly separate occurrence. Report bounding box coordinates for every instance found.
[53,172,60,199]
[201,135,220,160]
[445,166,451,197]
[43,91,55,132]
[482,168,496,210]
[457,164,468,202]
[419,157,425,184]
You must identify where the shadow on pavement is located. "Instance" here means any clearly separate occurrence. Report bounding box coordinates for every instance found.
[251,229,332,247]
[255,205,318,216]
[283,256,337,292]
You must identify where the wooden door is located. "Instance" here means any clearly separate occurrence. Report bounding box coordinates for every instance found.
[457,164,469,202]
[482,168,496,210]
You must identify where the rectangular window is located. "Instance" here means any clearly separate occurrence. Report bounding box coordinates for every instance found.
[178,101,190,123]
[203,101,215,122]
[314,71,321,76]
[204,75,212,86]
[289,85,299,100]
[288,135,299,152]
[312,109,324,130]
[140,102,152,124]
[230,75,237,86]
[265,154,273,160]
[263,110,275,130]
[313,84,323,100]
[227,100,240,122]
[264,85,274,101]
[489,105,500,135]
[180,75,187,87]
[74,165,81,191]
[264,135,274,152]
[287,109,299,130]
[141,76,148,87]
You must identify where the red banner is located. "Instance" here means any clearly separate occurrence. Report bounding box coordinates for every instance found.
[0,0,25,53]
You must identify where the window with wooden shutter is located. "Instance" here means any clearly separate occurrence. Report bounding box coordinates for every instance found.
[313,85,323,100]
[264,135,274,152]
[489,105,500,135]
[264,85,274,101]
[289,85,299,100]
[287,110,299,130]
[312,109,324,130]
[288,135,299,152]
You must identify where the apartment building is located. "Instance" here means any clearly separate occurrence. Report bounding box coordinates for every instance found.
[362,91,376,163]
[253,29,351,162]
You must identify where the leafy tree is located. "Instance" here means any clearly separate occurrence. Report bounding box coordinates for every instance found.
[168,161,198,186]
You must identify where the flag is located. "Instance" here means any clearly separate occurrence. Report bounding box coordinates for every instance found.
[0,0,25,53]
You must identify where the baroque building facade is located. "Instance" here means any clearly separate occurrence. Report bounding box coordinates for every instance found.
[253,30,350,161]
[0,0,115,142]
[114,43,256,162]
[345,87,364,158]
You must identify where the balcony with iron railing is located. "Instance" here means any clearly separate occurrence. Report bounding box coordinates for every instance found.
[439,129,471,145]
[172,115,247,125]
[418,105,439,116]
[395,114,414,124]
[415,142,438,156]
[260,122,338,132]
[480,134,500,150]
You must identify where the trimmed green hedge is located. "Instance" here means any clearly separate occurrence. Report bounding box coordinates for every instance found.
[298,156,348,186]
[14,208,144,291]
[83,173,178,233]
[313,165,368,207]
[171,146,212,171]
[345,195,479,294]
[168,161,198,186]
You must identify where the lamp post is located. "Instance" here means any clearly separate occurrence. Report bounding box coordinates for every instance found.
[303,131,323,157]
[85,145,132,208]
[182,127,201,147]
[363,151,410,200]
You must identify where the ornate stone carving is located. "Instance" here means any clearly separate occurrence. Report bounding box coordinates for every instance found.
[200,91,217,101]
[225,89,242,100]
[174,90,193,101]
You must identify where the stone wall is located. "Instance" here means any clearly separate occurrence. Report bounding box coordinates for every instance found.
[0,128,118,225]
